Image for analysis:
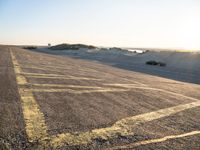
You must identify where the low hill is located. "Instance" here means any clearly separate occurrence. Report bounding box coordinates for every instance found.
[49,43,97,50]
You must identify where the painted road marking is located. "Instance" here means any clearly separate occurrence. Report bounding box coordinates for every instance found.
[108,130,200,150]
[20,83,105,89]
[22,66,59,71]
[21,65,146,86]
[21,82,200,102]
[134,81,147,86]
[21,88,129,94]
[11,49,200,148]
[50,101,200,147]
[104,83,148,87]
[20,72,101,80]
[128,86,200,102]
[21,66,75,74]
[104,85,200,102]
[26,75,101,80]
[21,63,99,73]
[20,72,69,77]
[19,83,148,94]
[19,62,73,69]
[10,50,49,142]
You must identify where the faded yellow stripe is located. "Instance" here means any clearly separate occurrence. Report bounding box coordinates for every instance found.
[10,50,48,142]
[50,100,200,147]
[10,50,200,148]
[21,66,73,75]
[20,83,105,89]
[130,86,200,102]
[104,83,147,87]
[22,72,101,80]
[20,72,68,77]
[22,66,54,71]
[113,101,200,128]
[21,82,199,100]
[19,62,72,70]
[109,130,200,150]
[133,81,147,86]
[26,75,101,80]
[22,64,98,73]
[22,88,129,94]
[104,84,200,102]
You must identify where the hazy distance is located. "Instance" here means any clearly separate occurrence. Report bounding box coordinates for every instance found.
[0,0,200,50]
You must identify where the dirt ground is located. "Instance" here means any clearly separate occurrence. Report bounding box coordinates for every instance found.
[0,45,200,149]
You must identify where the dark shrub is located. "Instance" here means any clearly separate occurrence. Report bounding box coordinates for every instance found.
[146,60,158,65]
[158,62,166,67]
[23,46,37,50]
[146,60,166,67]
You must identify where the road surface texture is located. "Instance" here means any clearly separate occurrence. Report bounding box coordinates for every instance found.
[0,45,200,150]
[34,47,200,84]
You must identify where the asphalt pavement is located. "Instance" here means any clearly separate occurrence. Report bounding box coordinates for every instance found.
[0,46,200,149]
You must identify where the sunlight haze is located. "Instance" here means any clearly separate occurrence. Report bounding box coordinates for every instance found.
[0,0,200,49]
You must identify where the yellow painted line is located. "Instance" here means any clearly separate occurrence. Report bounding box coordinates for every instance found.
[22,82,194,103]
[10,50,49,142]
[16,74,27,85]
[21,66,144,86]
[104,83,148,87]
[108,130,200,150]
[21,72,101,80]
[104,84,200,102]
[26,75,101,81]
[50,100,200,147]
[21,83,199,101]
[11,50,200,148]
[21,66,71,74]
[129,86,200,102]
[22,72,100,81]
[133,81,147,86]
[20,72,68,77]
[20,66,147,87]
[22,88,129,94]
[19,63,72,70]
[21,66,99,76]
[102,84,199,102]
[22,66,56,70]
[21,83,105,89]
[113,101,200,127]
[22,64,98,73]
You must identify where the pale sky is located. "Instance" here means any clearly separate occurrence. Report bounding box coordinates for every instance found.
[0,0,200,49]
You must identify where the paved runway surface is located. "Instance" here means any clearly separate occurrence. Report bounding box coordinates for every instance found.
[1,45,200,149]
